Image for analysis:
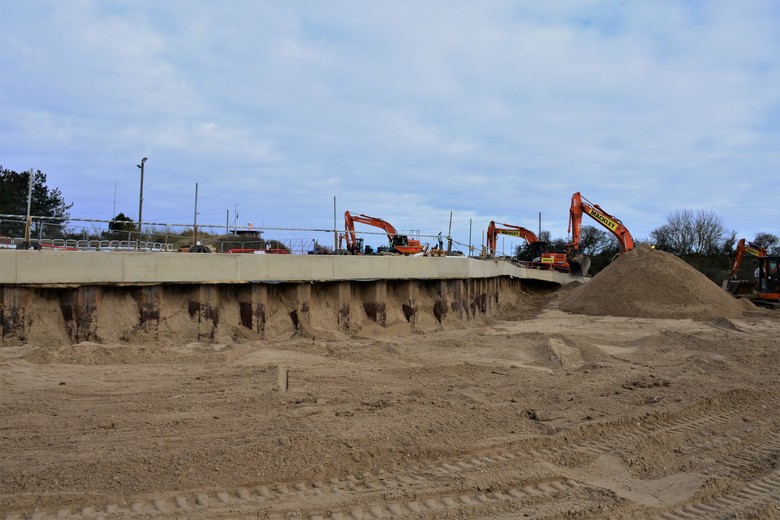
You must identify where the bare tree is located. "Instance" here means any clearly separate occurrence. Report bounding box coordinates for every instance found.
[651,209,725,255]
[692,210,725,255]
[650,223,674,252]
[722,231,738,254]
[672,209,697,254]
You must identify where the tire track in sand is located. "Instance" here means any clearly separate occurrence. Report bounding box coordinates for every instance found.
[653,468,780,519]
[3,388,776,519]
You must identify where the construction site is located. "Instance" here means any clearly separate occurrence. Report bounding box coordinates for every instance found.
[1,193,780,519]
[4,0,780,517]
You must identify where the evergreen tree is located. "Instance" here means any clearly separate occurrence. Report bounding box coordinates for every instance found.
[0,166,72,237]
[104,212,137,239]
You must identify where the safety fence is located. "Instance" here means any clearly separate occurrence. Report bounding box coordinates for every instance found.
[0,236,326,255]
[0,213,469,256]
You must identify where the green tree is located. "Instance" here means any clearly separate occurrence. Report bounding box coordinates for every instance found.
[0,166,72,237]
[104,212,136,240]
[579,225,614,256]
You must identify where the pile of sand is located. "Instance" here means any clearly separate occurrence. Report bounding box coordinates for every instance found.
[559,245,753,320]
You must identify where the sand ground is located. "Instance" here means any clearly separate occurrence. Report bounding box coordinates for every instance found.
[1,284,779,520]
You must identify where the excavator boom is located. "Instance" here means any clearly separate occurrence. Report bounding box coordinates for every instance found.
[727,238,767,278]
[568,192,635,276]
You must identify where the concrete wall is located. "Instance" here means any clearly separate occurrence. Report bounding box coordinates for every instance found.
[0,250,575,286]
[0,251,578,346]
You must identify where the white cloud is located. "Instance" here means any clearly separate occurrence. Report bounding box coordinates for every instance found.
[1,0,778,246]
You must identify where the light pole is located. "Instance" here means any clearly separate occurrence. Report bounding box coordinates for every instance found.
[137,157,147,247]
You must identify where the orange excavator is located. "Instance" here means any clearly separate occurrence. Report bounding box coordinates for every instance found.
[722,238,780,308]
[568,192,635,276]
[343,211,424,255]
[485,221,569,272]
[724,238,766,293]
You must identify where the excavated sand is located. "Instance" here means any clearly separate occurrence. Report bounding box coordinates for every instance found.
[559,245,753,320]
[2,251,780,518]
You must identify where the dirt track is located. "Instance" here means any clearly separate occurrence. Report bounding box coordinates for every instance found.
[2,281,779,519]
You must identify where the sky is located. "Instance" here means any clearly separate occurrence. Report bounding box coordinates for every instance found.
[1,0,778,253]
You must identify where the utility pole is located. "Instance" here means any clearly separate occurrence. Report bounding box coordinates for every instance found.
[446,211,453,255]
[137,157,147,248]
[333,196,337,252]
[23,169,33,248]
[469,218,472,257]
[193,183,199,246]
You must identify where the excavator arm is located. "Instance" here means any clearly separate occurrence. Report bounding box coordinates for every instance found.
[728,238,766,279]
[486,221,543,257]
[567,192,635,276]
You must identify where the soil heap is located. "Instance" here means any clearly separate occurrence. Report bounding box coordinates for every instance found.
[559,245,752,320]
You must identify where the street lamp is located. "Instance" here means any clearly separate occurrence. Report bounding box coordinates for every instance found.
[137,157,147,247]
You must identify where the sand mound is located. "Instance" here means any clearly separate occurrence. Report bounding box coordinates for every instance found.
[559,245,751,320]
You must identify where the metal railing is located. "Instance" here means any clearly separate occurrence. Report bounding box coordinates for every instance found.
[6,238,174,252]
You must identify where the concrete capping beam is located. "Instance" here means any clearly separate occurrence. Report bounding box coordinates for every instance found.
[0,251,578,286]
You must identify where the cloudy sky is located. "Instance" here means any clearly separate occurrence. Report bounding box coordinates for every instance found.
[2,1,778,252]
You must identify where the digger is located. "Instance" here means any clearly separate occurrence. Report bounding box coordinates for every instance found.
[723,238,779,308]
[722,238,766,296]
[484,221,570,272]
[343,211,424,255]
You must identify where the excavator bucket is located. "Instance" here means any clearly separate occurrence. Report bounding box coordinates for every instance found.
[568,253,591,277]
[721,278,756,296]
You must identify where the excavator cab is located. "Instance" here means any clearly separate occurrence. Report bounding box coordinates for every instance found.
[391,235,409,248]
[757,257,780,307]
[348,238,365,255]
